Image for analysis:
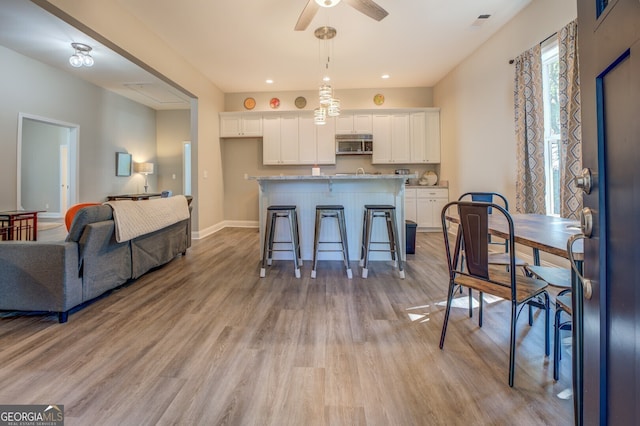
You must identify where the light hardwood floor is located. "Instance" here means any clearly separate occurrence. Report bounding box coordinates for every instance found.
[0,228,573,425]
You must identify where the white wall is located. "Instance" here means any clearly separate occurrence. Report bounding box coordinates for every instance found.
[434,0,577,206]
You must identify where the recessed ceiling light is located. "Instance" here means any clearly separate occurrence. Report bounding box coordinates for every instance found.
[381,74,390,79]
[266,79,274,84]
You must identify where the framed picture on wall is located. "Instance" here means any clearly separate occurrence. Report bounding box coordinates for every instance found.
[116,152,132,177]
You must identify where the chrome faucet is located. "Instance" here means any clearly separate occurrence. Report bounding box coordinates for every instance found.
[356,167,365,175]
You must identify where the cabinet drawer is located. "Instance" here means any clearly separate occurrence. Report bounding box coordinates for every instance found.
[416,188,448,199]
[405,188,417,199]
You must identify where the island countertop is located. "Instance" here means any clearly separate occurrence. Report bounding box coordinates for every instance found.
[251,173,416,181]
[252,174,413,265]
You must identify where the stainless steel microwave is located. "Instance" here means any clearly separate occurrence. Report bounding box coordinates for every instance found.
[335,134,373,155]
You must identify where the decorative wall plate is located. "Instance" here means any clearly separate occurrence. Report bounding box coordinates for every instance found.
[270,97,280,109]
[373,93,385,105]
[294,96,307,109]
[243,97,256,110]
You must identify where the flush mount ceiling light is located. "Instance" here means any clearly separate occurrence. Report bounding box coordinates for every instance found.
[315,0,341,7]
[69,42,94,67]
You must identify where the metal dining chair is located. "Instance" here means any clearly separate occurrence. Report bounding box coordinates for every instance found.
[440,200,550,387]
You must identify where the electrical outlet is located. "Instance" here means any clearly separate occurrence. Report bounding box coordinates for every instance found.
[172,174,176,180]
[45,203,49,209]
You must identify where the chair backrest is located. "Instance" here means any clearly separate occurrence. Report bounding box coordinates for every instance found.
[441,200,517,291]
[458,192,509,213]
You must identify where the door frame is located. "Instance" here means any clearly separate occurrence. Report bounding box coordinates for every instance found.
[17,113,79,217]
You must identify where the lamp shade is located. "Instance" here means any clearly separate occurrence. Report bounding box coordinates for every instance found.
[134,162,154,174]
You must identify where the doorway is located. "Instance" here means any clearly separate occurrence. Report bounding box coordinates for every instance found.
[17,113,78,218]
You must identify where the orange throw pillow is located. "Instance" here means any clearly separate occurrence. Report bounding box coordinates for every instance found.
[65,203,101,231]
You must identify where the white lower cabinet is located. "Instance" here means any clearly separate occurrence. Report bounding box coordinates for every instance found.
[405,187,449,230]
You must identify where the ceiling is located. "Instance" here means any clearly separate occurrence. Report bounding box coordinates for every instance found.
[0,0,532,107]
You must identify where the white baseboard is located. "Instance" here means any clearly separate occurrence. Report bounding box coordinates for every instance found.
[192,220,258,240]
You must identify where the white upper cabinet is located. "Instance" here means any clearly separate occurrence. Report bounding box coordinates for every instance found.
[299,114,336,165]
[371,113,411,164]
[263,114,300,165]
[220,113,262,137]
[335,113,372,134]
[410,109,440,163]
[372,108,440,164]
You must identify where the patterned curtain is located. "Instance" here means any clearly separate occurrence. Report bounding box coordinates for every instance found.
[558,20,582,219]
[514,45,546,214]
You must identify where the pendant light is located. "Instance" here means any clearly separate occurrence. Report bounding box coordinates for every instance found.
[314,26,340,125]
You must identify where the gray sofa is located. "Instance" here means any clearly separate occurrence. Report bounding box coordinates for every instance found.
[0,201,191,323]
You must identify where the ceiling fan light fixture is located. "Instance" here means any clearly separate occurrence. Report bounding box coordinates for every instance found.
[69,53,83,68]
[315,0,341,8]
[69,42,94,68]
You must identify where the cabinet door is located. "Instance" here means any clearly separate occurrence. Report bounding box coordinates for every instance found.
[410,111,427,163]
[336,113,372,134]
[262,116,281,165]
[416,198,433,227]
[405,189,417,223]
[279,115,299,164]
[220,115,242,137]
[298,115,317,164]
[372,114,392,163]
[316,117,336,164]
[353,114,372,133]
[391,113,411,163]
[424,110,441,163]
[242,115,263,137]
[336,114,355,134]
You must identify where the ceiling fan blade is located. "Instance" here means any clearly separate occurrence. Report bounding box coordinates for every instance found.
[343,0,389,21]
[294,0,320,31]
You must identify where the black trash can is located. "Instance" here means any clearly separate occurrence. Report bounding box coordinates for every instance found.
[406,220,417,254]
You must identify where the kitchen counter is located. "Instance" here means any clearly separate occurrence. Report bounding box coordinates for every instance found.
[251,174,413,262]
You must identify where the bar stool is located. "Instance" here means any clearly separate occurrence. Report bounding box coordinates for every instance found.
[359,204,405,279]
[311,205,353,279]
[260,205,302,278]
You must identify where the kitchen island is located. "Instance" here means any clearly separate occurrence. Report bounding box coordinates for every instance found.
[252,174,413,263]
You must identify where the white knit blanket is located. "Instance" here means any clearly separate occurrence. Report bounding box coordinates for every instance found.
[105,195,190,243]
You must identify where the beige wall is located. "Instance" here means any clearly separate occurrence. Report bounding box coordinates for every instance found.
[46,0,225,235]
[434,0,577,206]
[222,87,437,224]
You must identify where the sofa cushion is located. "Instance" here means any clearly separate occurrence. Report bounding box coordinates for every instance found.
[66,205,113,243]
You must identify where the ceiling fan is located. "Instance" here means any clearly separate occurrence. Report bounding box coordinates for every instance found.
[295,0,389,31]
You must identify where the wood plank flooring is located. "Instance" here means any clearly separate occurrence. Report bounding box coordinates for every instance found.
[0,228,574,425]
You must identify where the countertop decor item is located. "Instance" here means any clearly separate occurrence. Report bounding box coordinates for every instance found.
[243,97,256,110]
[418,170,438,186]
[295,96,307,109]
[270,97,280,109]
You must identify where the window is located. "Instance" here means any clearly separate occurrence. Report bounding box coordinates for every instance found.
[541,39,560,216]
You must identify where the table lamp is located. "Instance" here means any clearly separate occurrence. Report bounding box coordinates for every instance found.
[134,162,154,193]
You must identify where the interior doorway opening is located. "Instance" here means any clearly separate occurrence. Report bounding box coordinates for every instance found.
[17,113,79,218]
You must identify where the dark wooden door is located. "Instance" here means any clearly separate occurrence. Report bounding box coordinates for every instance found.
[577,0,640,424]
